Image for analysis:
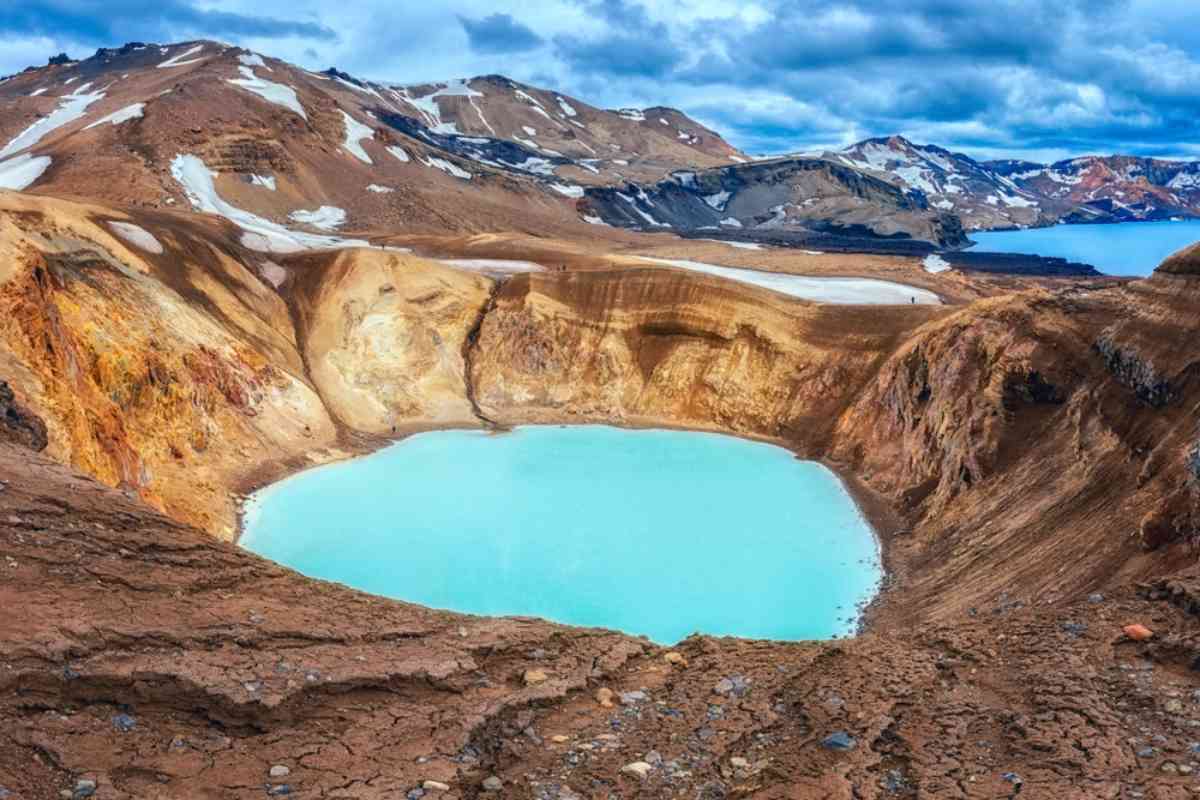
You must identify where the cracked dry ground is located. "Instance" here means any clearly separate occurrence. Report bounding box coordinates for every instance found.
[2,445,1200,799]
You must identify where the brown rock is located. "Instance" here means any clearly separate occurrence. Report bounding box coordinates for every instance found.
[595,687,615,707]
[1123,624,1154,641]
[523,668,549,686]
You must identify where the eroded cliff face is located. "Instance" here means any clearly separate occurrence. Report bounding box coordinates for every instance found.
[286,249,493,432]
[470,268,946,449]
[0,195,336,536]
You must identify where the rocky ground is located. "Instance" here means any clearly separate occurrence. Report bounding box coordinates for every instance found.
[3,443,1200,800]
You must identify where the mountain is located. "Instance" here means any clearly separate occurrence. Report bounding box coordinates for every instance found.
[820,136,1200,231]
[0,40,744,244]
[581,155,967,247]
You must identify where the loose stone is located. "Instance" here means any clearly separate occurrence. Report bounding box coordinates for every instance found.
[524,669,548,686]
[422,780,450,791]
[595,687,614,707]
[269,765,290,778]
[821,732,856,751]
[621,761,652,780]
[482,776,503,792]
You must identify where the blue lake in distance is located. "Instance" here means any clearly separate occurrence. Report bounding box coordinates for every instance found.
[241,425,882,644]
[969,219,1200,276]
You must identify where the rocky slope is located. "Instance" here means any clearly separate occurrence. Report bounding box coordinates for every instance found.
[825,137,1200,231]
[581,157,967,246]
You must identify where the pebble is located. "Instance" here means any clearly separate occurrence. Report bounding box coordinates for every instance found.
[481,776,503,792]
[1167,699,1185,714]
[1001,772,1022,785]
[1136,746,1156,758]
[713,675,750,697]
[523,669,548,686]
[595,687,614,707]
[550,735,570,743]
[422,780,450,791]
[266,786,291,796]
[1087,593,1104,603]
[269,765,290,778]
[1124,624,1154,641]
[730,756,750,769]
[620,690,648,705]
[822,732,856,751]
[74,779,97,799]
[0,787,9,799]
[112,713,137,732]
[620,761,652,780]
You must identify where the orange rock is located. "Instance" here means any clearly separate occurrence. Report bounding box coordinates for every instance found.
[1123,624,1154,641]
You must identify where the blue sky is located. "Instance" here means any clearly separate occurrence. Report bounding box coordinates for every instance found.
[4,0,1199,162]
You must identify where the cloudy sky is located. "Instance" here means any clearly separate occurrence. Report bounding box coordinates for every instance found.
[4,0,1198,161]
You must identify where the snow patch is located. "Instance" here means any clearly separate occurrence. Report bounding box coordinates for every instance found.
[250,174,276,191]
[238,53,267,69]
[0,84,105,158]
[522,126,537,136]
[617,108,645,121]
[702,190,731,210]
[922,254,951,273]
[719,217,743,228]
[422,156,471,180]
[556,97,578,117]
[640,258,941,305]
[157,44,205,69]
[228,66,306,119]
[107,221,163,254]
[0,153,52,190]
[84,103,144,129]
[387,145,410,163]
[436,258,545,274]
[288,206,347,231]
[340,111,374,163]
[366,184,394,193]
[549,183,584,198]
[170,154,369,253]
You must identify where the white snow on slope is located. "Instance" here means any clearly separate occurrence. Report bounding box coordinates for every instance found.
[719,217,742,228]
[289,206,347,230]
[84,103,144,129]
[702,190,730,210]
[556,97,578,117]
[617,108,645,121]
[397,79,482,135]
[170,154,368,253]
[436,259,544,275]
[522,126,537,136]
[340,111,374,163]
[228,66,307,119]
[157,44,206,69]
[922,254,951,273]
[640,258,941,305]
[29,88,47,97]
[422,156,471,180]
[0,84,106,158]
[238,53,267,68]
[107,221,164,254]
[0,154,52,190]
[698,239,764,250]
[366,184,393,193]
[550,183,584,198]
[250,174,276,191]
[387,145,410,163]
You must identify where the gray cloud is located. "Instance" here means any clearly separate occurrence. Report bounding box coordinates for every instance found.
[4,0,1198,161]
[458,13,543,53]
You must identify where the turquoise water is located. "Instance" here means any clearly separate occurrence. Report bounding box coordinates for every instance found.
[241,426,881,643]
[969,219,1200,276]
